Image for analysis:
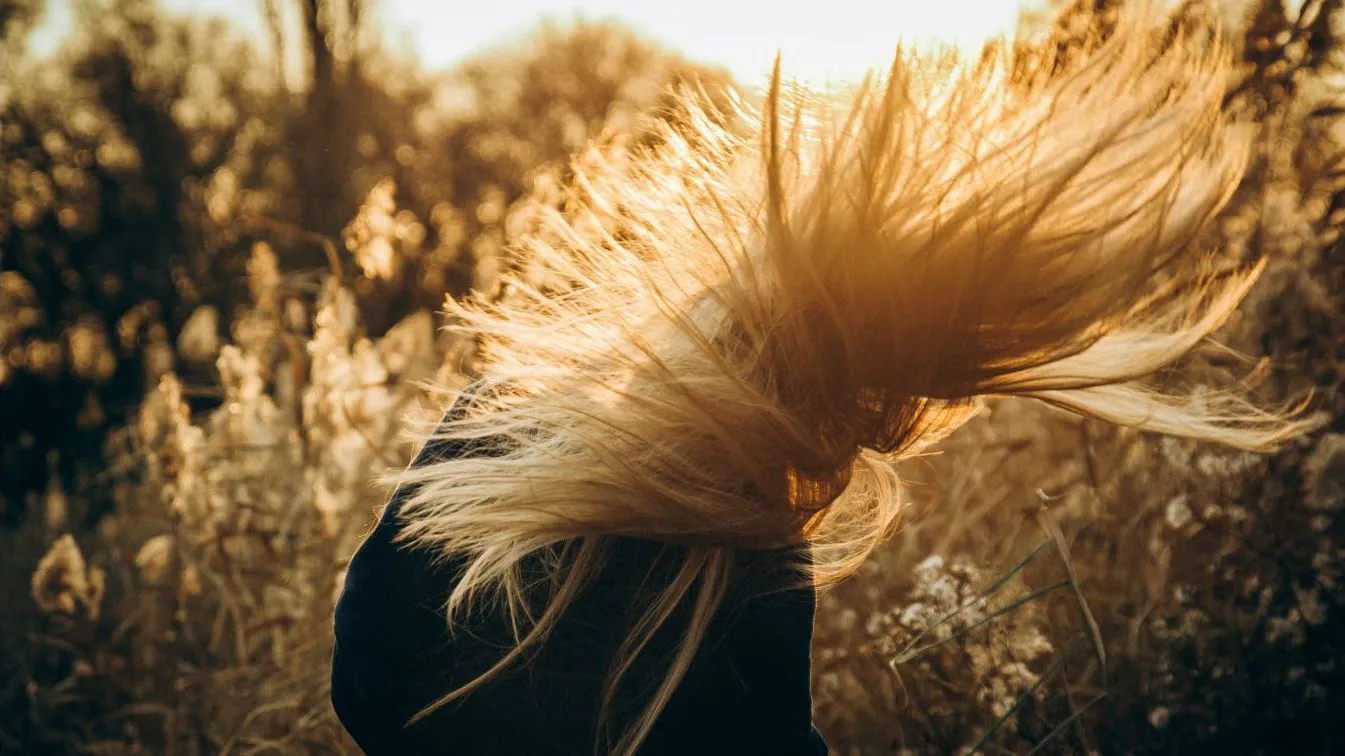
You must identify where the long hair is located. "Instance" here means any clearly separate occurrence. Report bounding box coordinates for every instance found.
[390,9,1314,755]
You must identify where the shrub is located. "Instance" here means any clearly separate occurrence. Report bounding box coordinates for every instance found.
[2,1,1343,754]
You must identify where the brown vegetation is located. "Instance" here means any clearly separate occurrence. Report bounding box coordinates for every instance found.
[1,0,1341,753]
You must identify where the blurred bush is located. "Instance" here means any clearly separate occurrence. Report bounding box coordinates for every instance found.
[0,0,1342,754]
[0,0,735,523]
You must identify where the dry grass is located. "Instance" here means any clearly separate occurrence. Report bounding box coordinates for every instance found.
[2,2,1343,754]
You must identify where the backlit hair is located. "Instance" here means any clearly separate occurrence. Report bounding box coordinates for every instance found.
[389,8,1314,754]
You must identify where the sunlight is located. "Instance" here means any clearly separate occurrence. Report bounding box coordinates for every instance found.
[30,0,1040,87]
[376,0,1039,86]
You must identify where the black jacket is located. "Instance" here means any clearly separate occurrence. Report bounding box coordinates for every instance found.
[330,384,829,755]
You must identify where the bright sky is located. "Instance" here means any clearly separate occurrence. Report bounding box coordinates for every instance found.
[30,0,1038,86]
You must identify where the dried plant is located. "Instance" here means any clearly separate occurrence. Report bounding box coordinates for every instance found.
[2,1,1342,754]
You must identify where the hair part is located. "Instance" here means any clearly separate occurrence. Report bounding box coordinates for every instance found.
[390,8,1317,754]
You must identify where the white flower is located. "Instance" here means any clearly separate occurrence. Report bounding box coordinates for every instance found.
[135,535,175,585]
[66,316,116,384]
[177,305,221,364]
[31,534,105,619]
[1164,495,1193,529]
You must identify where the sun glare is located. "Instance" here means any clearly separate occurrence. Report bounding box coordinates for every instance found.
[376,0,1038,87]
[32,0,1039,88]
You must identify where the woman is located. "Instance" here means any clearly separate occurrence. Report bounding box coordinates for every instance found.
[332,378,828,754]
[332,14,1313,756]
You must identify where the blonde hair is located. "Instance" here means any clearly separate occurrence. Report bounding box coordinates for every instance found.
[391,9,1314,755]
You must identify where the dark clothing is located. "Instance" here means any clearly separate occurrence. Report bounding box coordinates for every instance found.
[330,384,829,755]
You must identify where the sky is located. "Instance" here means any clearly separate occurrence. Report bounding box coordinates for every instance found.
[29,0,1038,86]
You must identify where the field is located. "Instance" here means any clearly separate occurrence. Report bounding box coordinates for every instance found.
[2,0,1342,753]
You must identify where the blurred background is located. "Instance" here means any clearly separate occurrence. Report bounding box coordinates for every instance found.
[0,0,1341,753]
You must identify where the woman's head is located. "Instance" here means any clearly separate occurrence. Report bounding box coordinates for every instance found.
[389,9,1317,754]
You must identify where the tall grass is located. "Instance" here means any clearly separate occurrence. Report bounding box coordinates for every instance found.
[2,1,1342,753]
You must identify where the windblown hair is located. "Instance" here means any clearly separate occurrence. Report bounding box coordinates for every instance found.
[390,10,1313,755]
